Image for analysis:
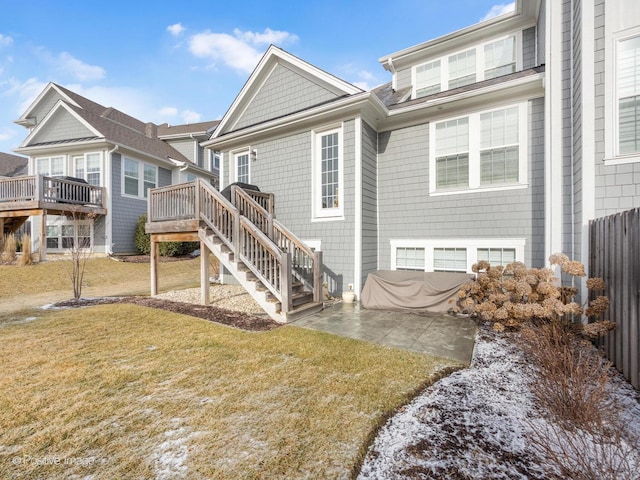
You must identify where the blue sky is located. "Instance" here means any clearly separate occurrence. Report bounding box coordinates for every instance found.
[0,1,514,155]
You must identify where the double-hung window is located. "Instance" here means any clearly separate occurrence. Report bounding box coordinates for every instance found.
[448,49,476,89]
[484,36,516,79]
[415,60,441,97]
[430,102,527,194]
[123,158,157,198]
[73,152,102,186]
[477,247,516,266]
[433,248,467,272]
[480,107,520,185]
[313,126,343,219]
[435,118,470,189]
[36,156,64,176]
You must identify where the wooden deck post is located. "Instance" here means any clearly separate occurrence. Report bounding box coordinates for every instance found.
[150,235,159,296]
[313,250,323,303]
[39,211,47,262]
[200,240,210,306]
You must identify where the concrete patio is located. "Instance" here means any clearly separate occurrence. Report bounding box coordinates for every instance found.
[292,302,477,365]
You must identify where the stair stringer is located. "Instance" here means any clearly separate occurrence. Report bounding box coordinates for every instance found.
[198,227,323,323]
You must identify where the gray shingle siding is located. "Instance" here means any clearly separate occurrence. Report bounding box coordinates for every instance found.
[361,121,378,289]
[110,153,172,253]
[523,26,538,69]
[166,139,195,163]
[593,0,640,217]
[396,67,412,91]
[33,109,94,143]
[31,89,63,126]
[233,64,340,131]
[377,97,545,270]
[225,120,358,295]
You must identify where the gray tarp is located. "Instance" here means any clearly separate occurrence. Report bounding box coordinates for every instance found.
[360,270,474,313]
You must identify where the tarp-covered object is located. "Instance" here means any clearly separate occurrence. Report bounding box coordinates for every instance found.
[361,270,474,313]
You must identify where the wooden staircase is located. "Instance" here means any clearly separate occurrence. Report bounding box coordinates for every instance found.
[146,179,324,323]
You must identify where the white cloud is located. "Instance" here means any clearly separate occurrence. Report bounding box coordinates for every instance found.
[158,106,178,117]
[0,127,17,142]
[58,52,106,81]
[0,34,13,47]
[189,28,298,74]
[3,77,49,115]
[233,28,298,46]
[167,23,185,36]
[339,64,380,91]
[181,109,201,123]
[480,2,515,22]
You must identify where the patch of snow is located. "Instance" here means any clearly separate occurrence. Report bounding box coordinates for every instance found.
[151,423,202,480]
[358,326,640,479]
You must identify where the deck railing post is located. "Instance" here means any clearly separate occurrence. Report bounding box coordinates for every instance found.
[194,179,200,222]
[281,252,292,313]
[313,250,323,304]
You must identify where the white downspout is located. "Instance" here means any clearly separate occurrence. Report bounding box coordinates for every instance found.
[105,144,118,255]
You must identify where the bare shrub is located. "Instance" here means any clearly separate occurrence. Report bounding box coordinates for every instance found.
[519,323,614,428]
[17,233,34,266]
[1,233,17,264]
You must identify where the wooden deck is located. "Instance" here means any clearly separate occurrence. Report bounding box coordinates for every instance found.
[0,175,107,260]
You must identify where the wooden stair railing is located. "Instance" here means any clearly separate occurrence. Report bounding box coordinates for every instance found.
[148,179,322,317]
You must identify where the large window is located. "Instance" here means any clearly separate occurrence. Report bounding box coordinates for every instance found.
[74,152,102,186]
[480,107,520,185]
[435,118,469,189]
[313,126,343,219]
[36,156,64,176]
[123,157,157,198]
[429,102,527,194]
[413,33,520,99]
[484,36,516,79]
[391,239,525,273]
[618,35,640,155]
[415,60,441,97]
[46,219,92,251]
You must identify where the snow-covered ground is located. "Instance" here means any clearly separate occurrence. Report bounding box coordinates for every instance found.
[359,325,640,480]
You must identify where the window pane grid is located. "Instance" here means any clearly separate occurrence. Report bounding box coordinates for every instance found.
[618,36,640,154]
[321,132,339,209]
[477,248,516,266]
[396,247,425,271]
[484,37,516,79]
[448,49,476,89]
[416,60,441,98]
[434,248,467,272]
[236,153,249,183]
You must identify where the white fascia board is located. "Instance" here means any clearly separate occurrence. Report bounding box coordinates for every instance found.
[14,139,109,156]
[378,0,540,71]
[213,46,363,138]
[14,83,81,126]
[381,72,544,132]
[204,92,387,150]
[19,100,103,148]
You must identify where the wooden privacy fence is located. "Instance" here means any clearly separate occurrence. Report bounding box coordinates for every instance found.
[589,207,640,389]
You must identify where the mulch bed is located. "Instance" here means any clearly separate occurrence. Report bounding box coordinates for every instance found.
[53,297,281,332]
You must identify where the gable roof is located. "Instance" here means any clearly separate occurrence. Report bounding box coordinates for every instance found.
[0,152,28,177]
[212,45,363,138]
[157,120,220,139]
[14,83,194,164]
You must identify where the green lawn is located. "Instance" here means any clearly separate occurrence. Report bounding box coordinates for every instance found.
[0,305,457,479]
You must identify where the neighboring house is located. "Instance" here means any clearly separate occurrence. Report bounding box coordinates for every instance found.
[196,0,640,298]
[0,152,28,177]
[0,82,219,256]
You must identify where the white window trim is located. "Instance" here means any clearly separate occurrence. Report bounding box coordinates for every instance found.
[412,32,522,99]
[45,216,94,252]
[72,151,103,186]
[233,148,251,183]
[390,238,526,274]
[604,25,640,165]
[429,101,528,195]
[121,157,157,199]
[311,124,344,221]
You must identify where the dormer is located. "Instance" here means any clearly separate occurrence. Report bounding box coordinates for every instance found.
[379,0,542,101]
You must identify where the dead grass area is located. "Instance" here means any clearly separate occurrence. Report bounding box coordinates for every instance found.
[0,304,453,479]
[0,257,201,308]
